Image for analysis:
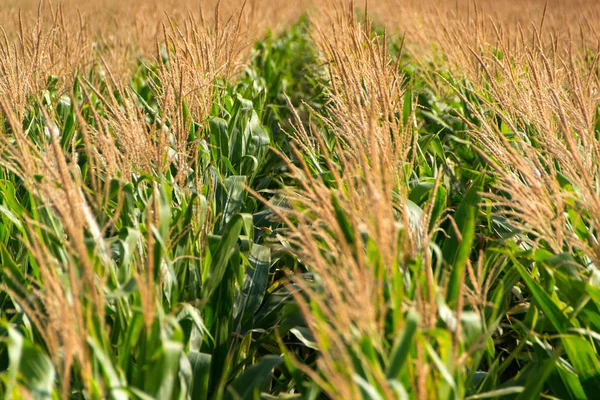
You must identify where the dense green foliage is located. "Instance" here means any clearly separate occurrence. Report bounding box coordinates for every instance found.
[1,15,600,400]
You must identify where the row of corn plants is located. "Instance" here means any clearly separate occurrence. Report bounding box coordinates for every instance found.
[1,2,600,399]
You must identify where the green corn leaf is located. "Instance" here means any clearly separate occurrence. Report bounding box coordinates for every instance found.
[88,338,128,400]
[144,340,185,399]
[210,117,230,161]
[445,174,482,305]
[515,260,600,396]
[331,192,355,246]
[203,215,244,301]
[402,89,413,127]
[234,244,271,333]
[189,352,212,400]
[220,176,247,232]
[387,309,418,380]
[6,326,56,399]
[352,374,384,400]
[466,387,524,399]
[515,357,557,400]
[224,356,283,400]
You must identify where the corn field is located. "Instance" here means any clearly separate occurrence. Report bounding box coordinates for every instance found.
[1,0,600,399]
